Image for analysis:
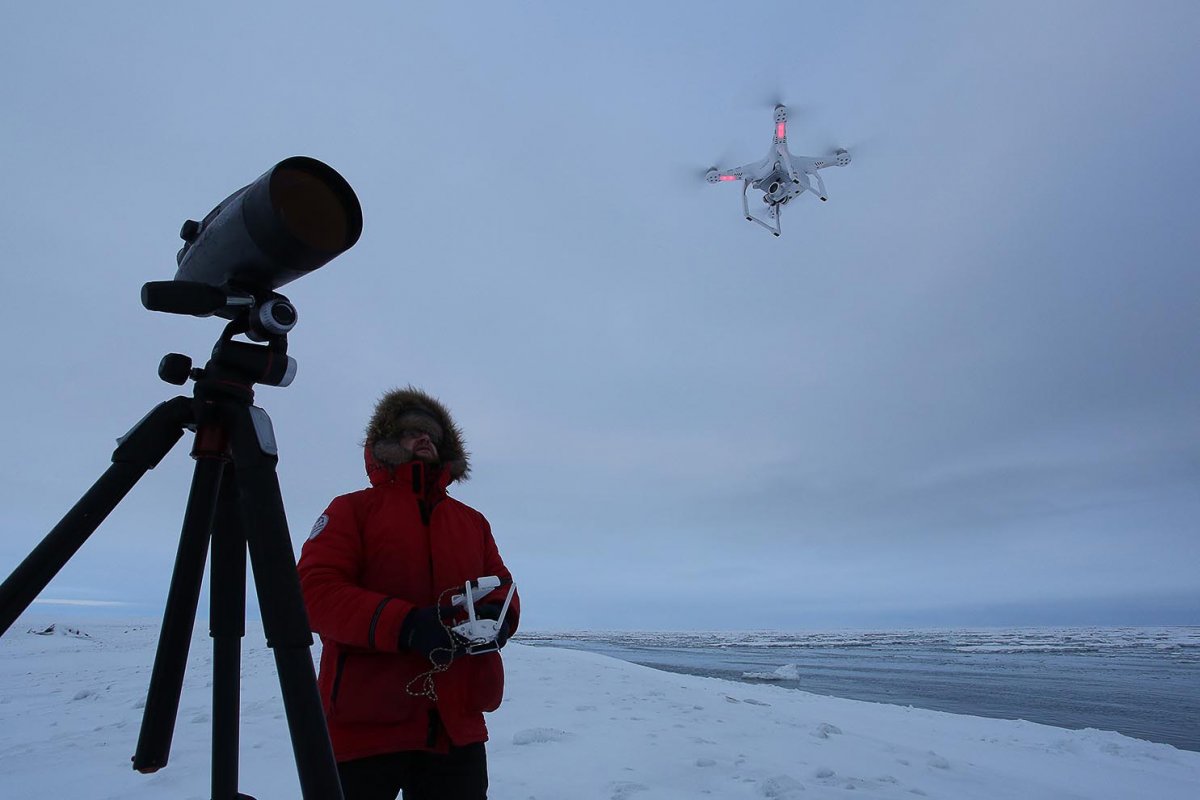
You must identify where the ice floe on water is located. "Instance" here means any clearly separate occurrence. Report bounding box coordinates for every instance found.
[743,663,803,681]
[523,626,1200,658]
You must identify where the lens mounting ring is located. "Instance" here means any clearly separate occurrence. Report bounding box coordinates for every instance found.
[255,298,298,336]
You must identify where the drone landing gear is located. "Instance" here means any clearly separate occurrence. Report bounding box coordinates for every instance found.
[741,180,781,237]
[813,171,829,202]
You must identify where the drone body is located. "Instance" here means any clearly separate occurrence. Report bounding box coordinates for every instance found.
[706,104,850,236]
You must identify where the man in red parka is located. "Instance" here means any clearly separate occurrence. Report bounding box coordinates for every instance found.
[298,387,519,800]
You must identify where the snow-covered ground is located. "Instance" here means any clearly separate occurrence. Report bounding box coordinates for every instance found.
[2,619,1198,799]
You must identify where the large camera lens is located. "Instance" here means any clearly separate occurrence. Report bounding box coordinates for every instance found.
[174,157,363,298]
[270,161,357,254]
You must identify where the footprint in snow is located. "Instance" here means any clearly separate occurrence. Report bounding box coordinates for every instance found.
[812,722,842,739]
[608,781,648,799]
[758,774,806,798]
[512,727,573,745]
[926,752,950,770]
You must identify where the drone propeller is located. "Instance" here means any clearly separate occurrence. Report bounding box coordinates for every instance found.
[755,76,786,110]
[688,140,739,186]
[676,162,726,191]
[815,133,873,162]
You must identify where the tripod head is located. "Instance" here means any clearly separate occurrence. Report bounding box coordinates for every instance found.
[157,311,296,400]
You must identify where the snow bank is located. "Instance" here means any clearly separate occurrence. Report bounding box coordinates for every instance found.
[1,619,1198,799]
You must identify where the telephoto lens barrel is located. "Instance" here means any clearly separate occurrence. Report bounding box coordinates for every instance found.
[175,157,362,305]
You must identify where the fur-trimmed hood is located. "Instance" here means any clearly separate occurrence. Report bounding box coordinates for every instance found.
[364,386,470,482]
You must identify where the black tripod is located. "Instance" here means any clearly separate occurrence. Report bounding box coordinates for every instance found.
[0,321,343,800]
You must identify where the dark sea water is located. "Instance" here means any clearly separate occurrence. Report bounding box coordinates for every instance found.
[518,627,1200,753]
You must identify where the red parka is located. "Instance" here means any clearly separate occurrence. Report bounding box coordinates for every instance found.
[298,448,519,761]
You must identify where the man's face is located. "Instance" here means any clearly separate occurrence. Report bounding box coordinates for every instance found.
[396,413,443,464]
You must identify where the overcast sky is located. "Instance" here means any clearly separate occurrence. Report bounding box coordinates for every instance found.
[1,2,1197,630]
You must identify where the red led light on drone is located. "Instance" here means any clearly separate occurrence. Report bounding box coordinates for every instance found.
[776,122,786,139]
[719,175,737,181]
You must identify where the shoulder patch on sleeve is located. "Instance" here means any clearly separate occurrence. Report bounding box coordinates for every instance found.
[307,514,329,541]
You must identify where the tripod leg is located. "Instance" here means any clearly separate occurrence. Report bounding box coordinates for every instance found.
[229,406,343,800]
[133,443,228,773]
[210,467,247,800]
[0,397,191,636]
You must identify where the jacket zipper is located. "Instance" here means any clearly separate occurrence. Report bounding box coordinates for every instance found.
[415,463,442,748]
[414,463,435,586]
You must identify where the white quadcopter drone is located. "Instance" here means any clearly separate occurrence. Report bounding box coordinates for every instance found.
[706,104,851,237]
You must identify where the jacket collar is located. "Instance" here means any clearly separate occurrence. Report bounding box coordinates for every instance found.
[365,445,452,495]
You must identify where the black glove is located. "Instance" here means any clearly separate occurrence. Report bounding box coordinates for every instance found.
[399,606,463,666]
[474,603,513,649]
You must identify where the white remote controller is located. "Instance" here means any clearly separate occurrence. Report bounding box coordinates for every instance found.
[450,576,516,655]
